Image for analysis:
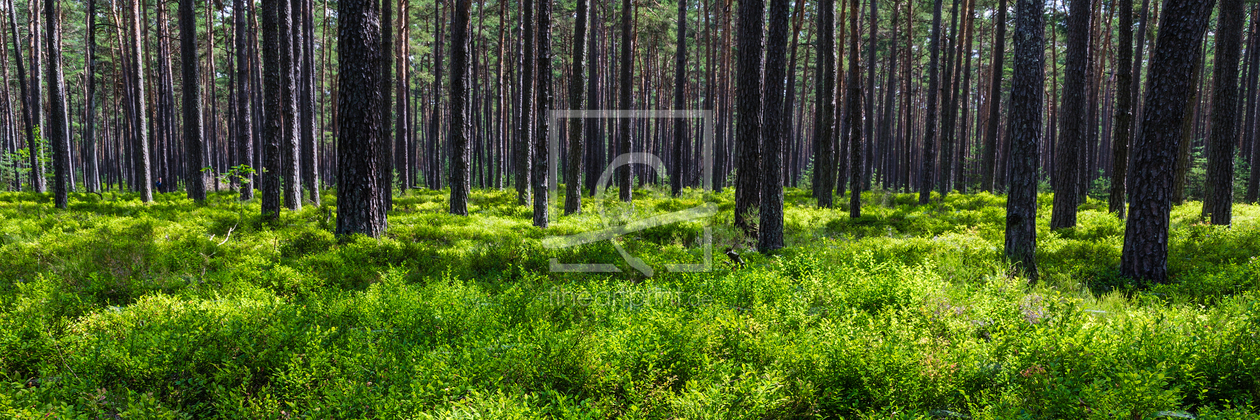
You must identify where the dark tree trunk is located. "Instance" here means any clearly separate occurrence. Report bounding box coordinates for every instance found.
[302,0,319,205]
[734,0,762,230]
[670,0,686,197]
[533,0,552,227]
[1005,0,1044,282]
[450,0,471,215]
[759,0,788,251]
[85,0,99,192]
[518,0,534,205]
[377,0,392,211]
[1050,0,1091,229]
[1172,48,1203,205]
[844,0,862,217]
[982,0,1007,192]
[6,0,40,192]
[1120,0,1215,284]
[262,0,282,218]
[129,0,152,202]
[565,0,588,213]
[235,0,254,200]
[919,0,943,204]
[1108,0,1133,216]
[181,0,207,201]
[29,0,45,193]
[336,0,386,236]
[864,0,876,191]
[1203,0,1244,225]
[279,0,302,209]
[815,0,836,207]
[618,0,633,202]
[44,0,68,208]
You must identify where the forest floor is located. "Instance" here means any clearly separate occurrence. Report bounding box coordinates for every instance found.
[1,187,1258,418]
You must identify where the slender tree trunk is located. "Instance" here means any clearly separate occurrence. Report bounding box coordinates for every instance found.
[1203,0,1244,224]
[44,0,68,207]
[450,0,471,215]
[1050,0,1090,229]
[815,0,836,207]
[235,0,254,200]
[919,0,943,204]
[302,0,319,205]
[1120,0,1215,284]
[1006,0,1044,282]
[262,0,282,217]
[533,0,552,226]
[844,0,862,216]
[982,0,1007,192]
[84,0,99,192]
[518,0,534,204]
[670,0,686,197]
[1108,0,1133,216]
[129,0,151,201]
[6,0,39,192]
[618,0,634,202]
[565,0,588,213]
[180,0,206,201]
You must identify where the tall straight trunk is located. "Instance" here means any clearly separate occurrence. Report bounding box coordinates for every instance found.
[1203,0,1244,224]
[1006,0,1044,282]
[29,0,45,193]
[814,0,836,207]
[450,0,471,215]
[1120,0,1215,283]
[565,0,588,213]
[128,0,152,201]
[670,0,686,197]
[180,0,206,201]
[44,0,68,207]
[393,0,407,195]
[844,0,862,216]
[864,0,876,191]
[518,0,534,204]
[1172,46,1203,205]
[280,0,301,209]
[734,0,763,229]
[1125,0,1152,201]
[919,0,944,204]
[982,0,1007,192]
[533,0,552,227]
[954,0,976,192]
[84,0,99,192]
[336,0,386,236]
[1249,6,1260,203]
[235,0,254,199]
[371,0,390,211]
[759,0,788,251]
[1050,0,1090,229]
[1108,0,1133,216]
[617,0,633,202]
[6,0,40,192]
[585,6,601,196]
[879,3,899,191]
[262,0,282,217]
[430,0,446,190]
[939,0,964,195]
[302,0,319,205]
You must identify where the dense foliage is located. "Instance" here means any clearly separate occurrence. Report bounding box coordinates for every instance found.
[1,188,1259,418]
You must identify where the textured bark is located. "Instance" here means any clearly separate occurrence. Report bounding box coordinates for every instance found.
[1108,0,1132,216]
[44,0,68,208]
[565,0,588,214]
[1005,0,1044,283]
[759,0,788,252]
[919,0,943,204]
[128,0,151,202]
[1121,0,1215,284]
[1050,0,1090,229]
[670,0,686,198]
[1203,0,1243,225]
[234,0,254,200]
[844,0,862,217]
[815,0,836,207]
[533,0,552,227]
[377,0,392,211]
[450,0,471,215]
[180,0,206,201]
[981,0,1007,192]
[518,0,534,205]
[617,0,633,202]
[734,0,763,230]
[29,0,45,193]
[262,0,282,218]
[864,0,876,191]
[1172,50,1203,205]
[280,0,302,210]
[84,0,99,192]
[336,0,386,237]
[302,0,319,205]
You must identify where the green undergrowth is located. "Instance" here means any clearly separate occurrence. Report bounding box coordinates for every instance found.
[0,187,1258,418]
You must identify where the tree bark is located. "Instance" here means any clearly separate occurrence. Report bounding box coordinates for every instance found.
[262,0,282,217]
[618,0,634,202]
[450,0,471,215]
[1203,0,1244,225]
[670,0,687,197]
[815,0,836,207]
[919,0,943,204]
[180,0,206,201]
[566,0,588,213]
[1050,0,1091,229]
[235,0,254,200]
[982,0,1007,192]
[844,0,862,216]
[44,0,69,208]
[336,0,386,236]
[759,0,788,251]
[533,0,552,227]
[1120,0,1215,284]
[1108,0,1133,216]
[1005,0,1044,282]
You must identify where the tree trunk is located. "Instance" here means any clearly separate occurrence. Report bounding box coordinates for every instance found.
[919,0,943,204]
[1006,0,1044,282]
[759,0,788,251]
[1108,0,1133,216]
[844,0,862,217]
[1203,0,1243,225]
[618,0,634,202]
[6,0,40,192]
[815,0,836,207]
[262,0,282,217]
[44,0,68,207]
[336,0,386,236]
[1050,0,1090,229]
[566,0,588,213]
[981,0,1007,192]
[180,0,206,201]
[450,0,471,215]
[302,0,319,205]
[670,0,686,197]
[734,0,763,230]
[129,0,152,201]
[1120,0,1215,284]
[518,0,534,205]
